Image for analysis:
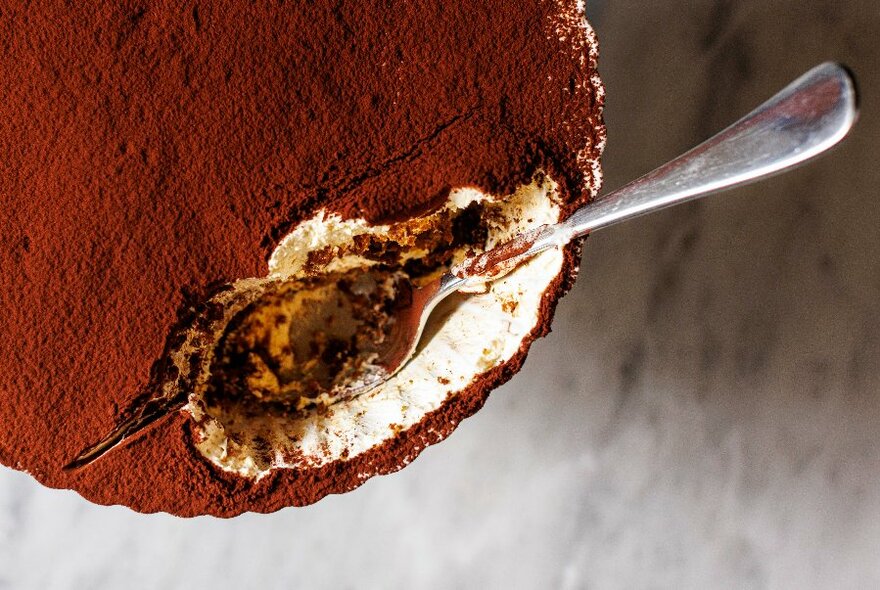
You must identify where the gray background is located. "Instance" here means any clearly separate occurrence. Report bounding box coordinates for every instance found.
[2,1,879,588]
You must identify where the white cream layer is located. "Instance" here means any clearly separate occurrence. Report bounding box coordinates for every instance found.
[188,176,565,478]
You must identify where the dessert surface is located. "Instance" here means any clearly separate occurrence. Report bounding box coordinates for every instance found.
[0,1,604,515]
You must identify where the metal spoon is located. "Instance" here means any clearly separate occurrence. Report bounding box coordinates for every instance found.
[355,61,857,396]
[67,62,856,469]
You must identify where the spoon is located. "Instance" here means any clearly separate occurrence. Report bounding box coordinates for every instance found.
[67,62,856,469]
[352,61,857,396]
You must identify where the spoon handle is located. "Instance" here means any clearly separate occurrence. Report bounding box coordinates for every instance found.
[561,61,857,238]
[452,62,858,290]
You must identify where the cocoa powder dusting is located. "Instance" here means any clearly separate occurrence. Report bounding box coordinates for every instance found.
[0,1,604,516]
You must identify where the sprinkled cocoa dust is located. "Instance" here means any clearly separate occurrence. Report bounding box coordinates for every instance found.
[0,1,603,516]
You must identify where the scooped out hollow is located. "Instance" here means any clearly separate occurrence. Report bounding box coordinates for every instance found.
[183,177,568,478]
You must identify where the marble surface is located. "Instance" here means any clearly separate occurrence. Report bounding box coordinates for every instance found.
[2,1,880,588]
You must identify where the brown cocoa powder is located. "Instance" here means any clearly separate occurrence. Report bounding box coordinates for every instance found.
[0,1,604,516]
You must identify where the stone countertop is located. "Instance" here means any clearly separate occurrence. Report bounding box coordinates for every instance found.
[1,1,879,588]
